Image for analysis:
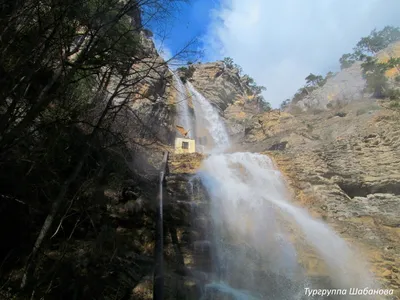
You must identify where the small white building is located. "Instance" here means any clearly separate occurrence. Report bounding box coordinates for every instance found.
[174,137,196,154]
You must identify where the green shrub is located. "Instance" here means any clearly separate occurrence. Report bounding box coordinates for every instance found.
[223,57,234,68]
[386,88,400,100]
[389,100,400,110]
[177,65,195,83]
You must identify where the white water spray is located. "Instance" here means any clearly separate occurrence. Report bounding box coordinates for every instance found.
[173,79,378,299]
[186,81,230,153]
[172,72,194,138]
[198,153,378,299]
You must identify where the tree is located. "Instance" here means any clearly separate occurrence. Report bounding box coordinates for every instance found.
[305,73,324,87]
[177,65,195,83]
[220,59,269,108]
[251,85,266,95]
[291,87,309,103]
[387,57,400,72]
[353,26,400,59]
[259,100,272,112]
[223,57,234,68]
[245,75,255,85]
[361,57,390,98]
[326,71,335,79]
[234,63,243,75]
[291,25,400,108]
[339,53,356,69]
[354,30,385,55]
[280,99,291,110]
[0,0,198,298]
[379,26,400,46]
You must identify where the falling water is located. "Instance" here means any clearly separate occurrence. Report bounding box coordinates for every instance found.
[197,153,379,299]
[186,81,230,153]
[172,72,194,138]
[177,79,378,299]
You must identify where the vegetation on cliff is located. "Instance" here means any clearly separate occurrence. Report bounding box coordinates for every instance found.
[281,26,400,109]
[222,57,271,112]
[287,72,335,107]
[340,26,400,69]
[361,56,400,99]
[339,26,400,106]
[177,65,196,83]
[285,26,400,110]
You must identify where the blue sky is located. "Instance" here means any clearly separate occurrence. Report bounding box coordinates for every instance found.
[148,0,219,62]
[148,0,400,108]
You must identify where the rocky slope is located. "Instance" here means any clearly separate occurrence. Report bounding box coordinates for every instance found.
[291,41,400,111]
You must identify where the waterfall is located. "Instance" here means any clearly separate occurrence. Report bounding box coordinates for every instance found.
[186,81,230,153]
[198,153,378,299]
[172,72,194,139]
[178,80,378,299]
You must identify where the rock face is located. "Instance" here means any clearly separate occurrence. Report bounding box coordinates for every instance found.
[128,153,212,299]
[293,62,366,111]
[291,41,400,112]
[180,62,262,141]
[184,62,244,112]
[116,32,175,146]
[235,99,400,298]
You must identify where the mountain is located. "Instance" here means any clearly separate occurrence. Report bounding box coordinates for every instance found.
[289,41,400,112]
[174,42,400,298]
[1,3,399,298]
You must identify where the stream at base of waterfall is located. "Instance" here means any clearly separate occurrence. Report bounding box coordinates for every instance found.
[174,73,380,300]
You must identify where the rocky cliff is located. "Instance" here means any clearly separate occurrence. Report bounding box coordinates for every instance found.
[178,62,264,141]
[125,32,176,147]
[293,62,366,111]
[228,99,400,298]
[181,48,400,298]
[291,41,400,112]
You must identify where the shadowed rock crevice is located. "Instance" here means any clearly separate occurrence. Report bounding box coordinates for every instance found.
[269,141,288,151]
[338,182,400,198]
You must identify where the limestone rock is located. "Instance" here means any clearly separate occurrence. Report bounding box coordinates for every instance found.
[241,101,400,297]
[182,62,263,139]
[188,62,245,112]
[291,41,400,112]
[294,62,366,111]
